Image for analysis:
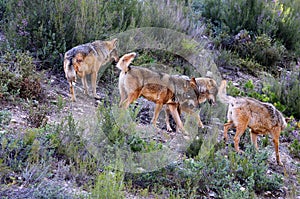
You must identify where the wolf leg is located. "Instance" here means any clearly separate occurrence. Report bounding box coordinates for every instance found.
[250,130,259,149]
[272,130,283,166]
[119,85,127,107]
[181,106,204,128]
[91,72,100,99]
[223,120,233,142]
[151,103,163,127]
[123,90,141,109]
[81,73,89,96]
[234,123,248,153]
[165,107,172,131]
[69,81,76,102]
[168,104,187,135]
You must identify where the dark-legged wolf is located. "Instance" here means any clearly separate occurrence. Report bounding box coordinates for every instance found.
[64,38,119,101]
[218,80,287,166]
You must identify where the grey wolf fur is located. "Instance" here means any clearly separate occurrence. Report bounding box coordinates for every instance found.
[63,38,119,101]
[218,80,287,166]
[164,77,218,131]
[117,52,204,135]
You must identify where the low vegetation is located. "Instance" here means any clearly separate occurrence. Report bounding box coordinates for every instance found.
[0,100,294,198]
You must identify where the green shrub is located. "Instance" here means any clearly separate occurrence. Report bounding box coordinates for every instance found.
[31,180,75,199]
[232,34,286,72]
[127,135,163,153]
[2,0,203,70]
[289,140,300,159]
[222,181,254,199]
[90,161,125,199]
[194,0,300,73]
[237,57,265,76]
[261,67,300,118]
[24,101,49,128]
[0,51,43,100]
[126,143,283,198]
[226,81,245,97]
[203,145,283,197]
[196,0,300,52]
[0,110,11,128]
[0,131,35,172]
[251,34,286,68]
[2,0,142,69]
[97,103,125,145]
[0,0,7,20]
[226,67,300,118]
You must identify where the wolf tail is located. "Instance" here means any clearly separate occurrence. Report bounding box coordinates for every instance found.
[218,80,235,104]
[64,56,76,82]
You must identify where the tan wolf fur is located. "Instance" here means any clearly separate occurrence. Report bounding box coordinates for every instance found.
[63,38,119,101]
[218,80,287,165]
[164,77,218,131]
[117,52,204,135]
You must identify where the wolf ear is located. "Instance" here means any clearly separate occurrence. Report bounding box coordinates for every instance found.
[190,77,197,88]
[190,77,200,98]
[285,117,292,123]
[112,38,118,48]
[122,53,136,64]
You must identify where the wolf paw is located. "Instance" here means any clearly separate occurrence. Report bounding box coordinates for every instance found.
[183,135,190,140]
[94,94,101,100]
[277,160,284,166]
[166,125,173,132]
[198,122,204,128]
[237,150,244,154]
[69,94,76,102]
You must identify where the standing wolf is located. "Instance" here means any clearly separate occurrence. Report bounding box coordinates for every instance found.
[218,80,287,165]
[117,52,205,135]
[63,38,119,101]
[164,77,218,131]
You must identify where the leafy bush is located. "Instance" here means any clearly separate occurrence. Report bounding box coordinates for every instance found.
[127,145,284,198]
[0,113,101,189]
[232,33,286,72]
[261,67,300,118]
[25,101,49,128]
[226,66,300,118]
[196,0,300,52]
[0,110,11,128]
[289,140,300,159]
[90,161,125,199]
[1,0,205,70]
[0,0,6,20]
[193,0,300,74]
[0,51,43,100]
[198,145,283,197]
[2,0,142,69]
[250,34,286,68]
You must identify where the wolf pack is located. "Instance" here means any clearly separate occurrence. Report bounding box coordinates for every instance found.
[63,38,287,166]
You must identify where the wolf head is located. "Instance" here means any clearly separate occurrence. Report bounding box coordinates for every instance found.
[106,38,119,62]
[194,78,218,105]
[116,52,137,73]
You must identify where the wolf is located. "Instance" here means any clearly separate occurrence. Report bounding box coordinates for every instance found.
[164,77,218,131]
[218,80,287,165]
[117,52,204,135]
[63,38,119,101]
